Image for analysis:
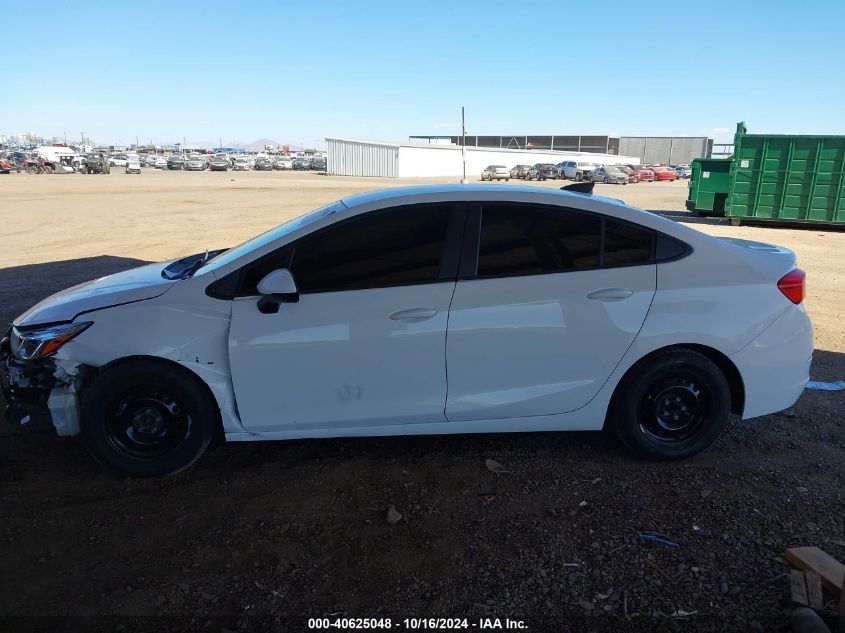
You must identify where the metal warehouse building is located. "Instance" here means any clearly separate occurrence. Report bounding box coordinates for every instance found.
[619,137,714,166]
[325,137,640,178]
[410,134,713,166]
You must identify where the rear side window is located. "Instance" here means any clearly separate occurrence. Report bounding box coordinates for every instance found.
[603,221,654,266]
[292,205,451,293]
[477,206,602,276]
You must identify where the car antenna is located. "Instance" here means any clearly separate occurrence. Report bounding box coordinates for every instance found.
[560,181,594,195]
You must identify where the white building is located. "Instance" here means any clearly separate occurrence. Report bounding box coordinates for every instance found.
[325,137,640,178]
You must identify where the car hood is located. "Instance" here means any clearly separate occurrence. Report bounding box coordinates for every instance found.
[13,262,178,327]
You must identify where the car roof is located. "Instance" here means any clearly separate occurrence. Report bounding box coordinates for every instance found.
[340,184,629,211]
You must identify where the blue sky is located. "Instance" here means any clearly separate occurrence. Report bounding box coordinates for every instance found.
[2,0,844,146]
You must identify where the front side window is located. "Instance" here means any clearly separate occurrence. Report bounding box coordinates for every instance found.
[477,206,602,277]
[291,205,452,293]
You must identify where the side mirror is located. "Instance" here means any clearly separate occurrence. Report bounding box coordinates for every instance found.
[256,269,299,314]
[257,268,298,298]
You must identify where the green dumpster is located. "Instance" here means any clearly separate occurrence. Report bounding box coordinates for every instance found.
[726,122,845,225]
[686,158,733,216]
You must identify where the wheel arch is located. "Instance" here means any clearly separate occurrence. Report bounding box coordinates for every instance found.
[610,344,745,416]
[81,355,224,436]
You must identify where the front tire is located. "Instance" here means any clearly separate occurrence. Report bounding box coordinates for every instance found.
[609,349,731,460]
[81,360,217,477]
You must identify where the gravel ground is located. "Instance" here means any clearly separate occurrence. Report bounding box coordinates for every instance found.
[1,170,843,632]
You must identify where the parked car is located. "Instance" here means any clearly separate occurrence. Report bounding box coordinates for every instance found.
[652,167,678,182]
[185,155,208,171]
[109,155,129,168]
[78,154,111,174]
[675,165,692,179]
[233,157,252,171]
[617,166,640,183]
[253,157,274,171]
[274,157,293,170]
[292,158,310,170]
[154,156,167,169]
[481,165,510,181]
[125,158,142,174]
[527,163,558,181]
[142,155,158,167]
[209,154,231,171]
[591,166,628,185]
[634,166,655,182]
[510,164,531,179]
[311,157,327,171]
[0,184,812,477]
[558,160,597,181]
[167,155,187,170]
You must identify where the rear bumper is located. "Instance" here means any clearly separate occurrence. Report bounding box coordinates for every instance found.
[730,304,813,419]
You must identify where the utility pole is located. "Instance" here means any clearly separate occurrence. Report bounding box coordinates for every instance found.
[460,106,467,184]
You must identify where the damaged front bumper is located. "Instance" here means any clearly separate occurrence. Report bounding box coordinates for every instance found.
[1,334,82,435]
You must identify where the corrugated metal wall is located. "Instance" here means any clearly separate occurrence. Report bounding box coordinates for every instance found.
[327,138,398,177]
[619,137,711,165]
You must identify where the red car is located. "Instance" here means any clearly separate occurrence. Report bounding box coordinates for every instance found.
[652,167,678,182]
[618,166,640,183]
[636,166,655,182]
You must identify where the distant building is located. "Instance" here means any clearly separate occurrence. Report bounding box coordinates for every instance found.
[326,137,640,178]
[410,134,713,165]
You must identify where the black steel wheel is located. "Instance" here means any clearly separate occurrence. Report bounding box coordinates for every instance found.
[104,385,190,459]
[638,376,711,445]
[81,359,217,477]
[609,349,731,460]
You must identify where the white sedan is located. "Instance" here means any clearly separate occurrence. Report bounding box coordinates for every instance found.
[1,184,813,477]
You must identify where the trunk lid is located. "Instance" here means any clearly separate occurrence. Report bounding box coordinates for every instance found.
[717,237,798,278]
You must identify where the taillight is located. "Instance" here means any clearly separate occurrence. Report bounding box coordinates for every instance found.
[778,269,805,304]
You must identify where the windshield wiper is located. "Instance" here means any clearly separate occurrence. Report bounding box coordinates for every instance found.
[179,248,210,279]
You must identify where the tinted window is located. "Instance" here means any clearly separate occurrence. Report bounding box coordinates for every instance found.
[291,205,451,292]
[603,221,654,266]
[477,206,601,277]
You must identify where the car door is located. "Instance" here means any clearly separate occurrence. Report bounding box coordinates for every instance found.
[445,203,656,422]
[228,203,465,433]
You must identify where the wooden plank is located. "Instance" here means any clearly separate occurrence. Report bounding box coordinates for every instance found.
[791,569,809,606]
[786,547,845,596]
[805,571,823,610]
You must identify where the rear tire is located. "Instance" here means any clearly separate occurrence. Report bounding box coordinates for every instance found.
[81,360,217,477]
[608,349,731,460]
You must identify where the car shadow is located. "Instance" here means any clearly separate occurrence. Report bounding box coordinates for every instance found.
[0,255,153,329]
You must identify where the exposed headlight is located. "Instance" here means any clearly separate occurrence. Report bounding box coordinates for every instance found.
[11,322,93,361]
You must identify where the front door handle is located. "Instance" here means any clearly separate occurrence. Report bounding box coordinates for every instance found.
[586,288,634,302]
[388,307,438,322]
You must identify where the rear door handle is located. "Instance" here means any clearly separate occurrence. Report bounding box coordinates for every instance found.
[586,288,634,302]
[388,307,438,322]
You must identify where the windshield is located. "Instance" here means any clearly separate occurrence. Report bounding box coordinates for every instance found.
[196,200,346,275]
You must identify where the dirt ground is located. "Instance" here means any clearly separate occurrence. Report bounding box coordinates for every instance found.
[1,170,843,632]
